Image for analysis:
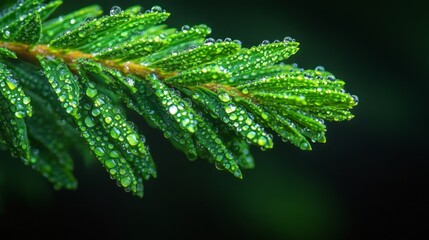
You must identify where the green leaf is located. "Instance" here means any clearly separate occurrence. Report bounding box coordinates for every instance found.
[26,93,77,190]
[164,65,231,86]
[50,11,170,51]
[151,41,241,72]
[141,24,211,63]
[189,87,273,149]
[12,12,41,44]
[0,62,32,118]
[0,94,30,162]
[126,77,198,161]
[0,0,40,31]
[147,74,198,133]
[0,47,17,59]
[193,114,243,178]
[37,56,80,118]
[29,142,77,190]
[209,41,299,75]
[0,0,60,41]
[83,79,156,180]
[41,5,103,43]
[95,35,167,61]
[76,100,143,195]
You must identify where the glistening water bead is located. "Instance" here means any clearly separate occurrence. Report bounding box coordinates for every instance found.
[110,6,122,16]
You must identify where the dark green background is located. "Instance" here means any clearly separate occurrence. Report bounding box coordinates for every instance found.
[0,0,427,239]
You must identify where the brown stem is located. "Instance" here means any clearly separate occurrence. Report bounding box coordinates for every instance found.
[0,41,177,80]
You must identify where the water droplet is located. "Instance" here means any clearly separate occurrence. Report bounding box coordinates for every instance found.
[273,39,280,43]
[110,6,122,16]
[351,95,359,104]
[109,127,120,139]
[326,75,336,81]
[225,104,236,113]
[169,105,178,115]
[5,78,17,90]
[216,39,223,43]
[224,37,232,42]
[315,66,325,71]
[85,17,95,22]
[105,159,117,169]
[66,106,74,113]
[283,36,294,43]
[218,92,231,102]
[257,136,267,146]
[23,97,30,105]
[204,38,215,45]
[299,141,311,150]
[85,87,97,98]
[233,39,242,45]
[94,147,106,157]
[84,116,95,127]
[104,116,112,124]
[229,113,238,121]
[181,25,190,31]
[120,177,132,187]
[109,150,120,158]
[304,73,312,79]
[215,162,226,170]
[14,111,25,118]
[246,131,256,139]
[151,5,162,12]
[91,108,101,117]
[261,40,270,45]
[3,30,10,39]
[126,133,139,146]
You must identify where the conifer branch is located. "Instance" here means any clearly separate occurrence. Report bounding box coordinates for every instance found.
[0,0,358,197]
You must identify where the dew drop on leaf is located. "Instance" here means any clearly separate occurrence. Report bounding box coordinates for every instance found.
[2,30,10,39]
[315,66,325,71]
[261,40,270,45]
[246,131,256,139]
[233,39,242,45]
[181,25,190,32]
[257,136,268,146]
[105,159,117,169]
[126,133,139,146]
[168,105,178,115]
[283,36,295,43]
[94,147,106,157]
[14,111,25,118]
[204,38,215,45]
[326,75,336,81]
[218,92,231,102]
[120,177,131,187]
[151,5,163,13]
[110,6,122,16]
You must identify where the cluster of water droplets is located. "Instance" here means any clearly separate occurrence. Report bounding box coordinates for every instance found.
[0,66,32,118]
[215,91,272,148]
[204,37,242,46]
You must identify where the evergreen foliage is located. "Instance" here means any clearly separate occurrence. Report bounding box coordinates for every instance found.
[0,0,357,197]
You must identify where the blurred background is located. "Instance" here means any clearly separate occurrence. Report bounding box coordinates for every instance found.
[0,0,427,239]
